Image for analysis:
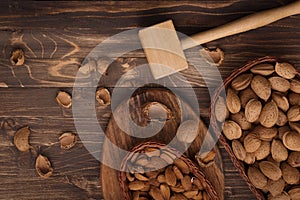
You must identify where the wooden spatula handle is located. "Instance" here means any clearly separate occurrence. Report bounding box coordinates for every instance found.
[182,0,300,50]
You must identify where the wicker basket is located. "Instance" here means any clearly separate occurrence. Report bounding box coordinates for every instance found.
[119,142,219,200]
[210,56,300,200]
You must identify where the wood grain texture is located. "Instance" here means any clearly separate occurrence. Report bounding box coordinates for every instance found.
[0,0,299,199]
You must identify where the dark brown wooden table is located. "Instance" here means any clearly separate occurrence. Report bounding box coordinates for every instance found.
[0,0,299,199]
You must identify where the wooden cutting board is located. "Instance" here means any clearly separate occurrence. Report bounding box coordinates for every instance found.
[101,88,224,199]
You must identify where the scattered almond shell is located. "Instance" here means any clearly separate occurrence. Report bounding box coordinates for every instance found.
[35,154,53,178]
[10,49,25,66]
[56,91,72,108]
[59,132,77,150]
[14,126,31,152]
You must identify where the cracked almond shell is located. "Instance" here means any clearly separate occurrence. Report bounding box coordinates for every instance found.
[14,126,31,152]
[59,132,77,150]
[96,87,111,106]
[35,154,53,178]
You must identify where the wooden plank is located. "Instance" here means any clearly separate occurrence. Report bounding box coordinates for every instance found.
[0,1,299,87]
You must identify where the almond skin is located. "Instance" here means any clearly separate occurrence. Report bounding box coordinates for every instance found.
[245,99,262,123]
[259,101,279,128]
[251,75,271,101]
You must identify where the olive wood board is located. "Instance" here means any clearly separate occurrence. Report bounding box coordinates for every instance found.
[101,88,224,199]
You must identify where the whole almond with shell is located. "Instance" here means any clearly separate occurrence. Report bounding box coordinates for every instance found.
[289,122,300,133]
[288,151,300,168]
[259,161,282,181]
[244,152,256,165]
[268,76,290,92]
[283,131,300,151]
[259,101,278,128]
[230,111,252,130]
[231,73,253,91]
[253,125,278,141]
[275,62,297,79]
[226,87,241,114]
[245,99,262,123]
[271,139,288,162]
[272,92,290,112]
[276,110,288,126]
[251,75,271,101]
[248,166,268,189]
[239,87,258,108]
[290,79,300,93]
[244,133,262,153]
[281,162,300,185]
[268,192,290,200]
[232,140,247,161]
[222,120,242,140]
[289,93,300,106]
[288,187,300,200]
[255,141,270,160]
[250,63,275,76]
[267,178,285,197]
[215,96,229,122]
[287,105,300,122]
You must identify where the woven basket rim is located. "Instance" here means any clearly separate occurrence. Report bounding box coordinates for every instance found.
[209,56,300,200]
[119,141,219,200]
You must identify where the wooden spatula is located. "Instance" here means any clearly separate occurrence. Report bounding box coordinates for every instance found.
[139,0,300,79]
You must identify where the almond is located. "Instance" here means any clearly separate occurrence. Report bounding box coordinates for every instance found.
[14,126,31,152]
[231,73,253,91]
[278,126,290,140]
[183,190,198,199]
[181,175,192,191]
[222,120,242,140]
[165,166,177,186]
[290,79,300,93]
[250,63,275,76]
[244,152,256,164]
[276,109,288,126]
[160,184,171,200]
[239,87,258,108]
[253,125,278,141]
[269,76,290,92]
[287,105,300,122]
[56,91,72,108]
[174,159,190,174]
[129,181,146,190]
[215,96,229,122]
[283,131,300,151]
[259,101,278,128]
[288,187,300,200]
[268,192,290,200]
[173,166,183,180]
[288,151,300,168]
[267,178,285,197]
[245,99,262,123]
[271,139,288,162]
[226,87,241,114]
[255,141,270,160]
[232,140,247,161]
[272,92,290,112]
[251,75,271,101]
[244,133,262,153]
[248,166,268,189]
[259,161,282,181]
[230,111,252,130]
[281,162,300,185]
[289,122,300,133]
[149,187,164,200]
[275,62,297,79]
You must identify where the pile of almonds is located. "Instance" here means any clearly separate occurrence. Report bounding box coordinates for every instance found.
[122,146,211,200]
[215,61,300,199]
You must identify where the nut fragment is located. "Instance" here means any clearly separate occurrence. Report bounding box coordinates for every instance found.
[275,62,297,79]
[14,126,31,152]
[259,161,282,181]
[35,154,53,178]
[10,49,24,66]
[251,75,271,101]
[56,91,72,108]
[59,132,77,150]
[96,88,111,106]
